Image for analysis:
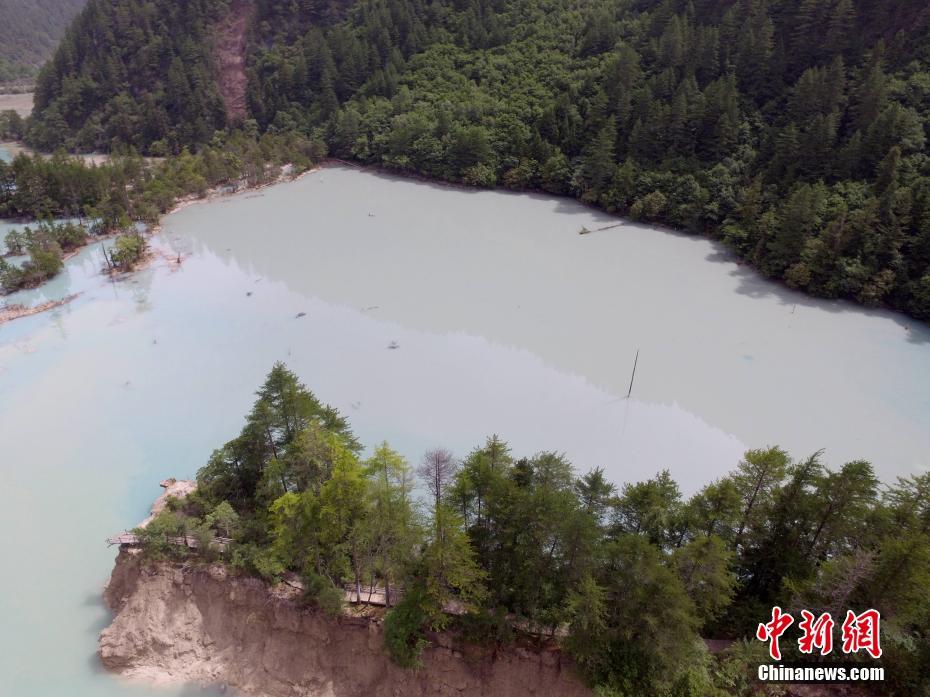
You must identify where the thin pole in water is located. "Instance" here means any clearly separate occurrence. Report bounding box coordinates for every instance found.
[627,349,640,399]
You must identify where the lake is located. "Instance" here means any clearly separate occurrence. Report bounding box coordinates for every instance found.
[1,166,928,695]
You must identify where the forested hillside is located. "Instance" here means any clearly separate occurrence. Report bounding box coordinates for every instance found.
[0,0,85,82]
[27,0,930,320]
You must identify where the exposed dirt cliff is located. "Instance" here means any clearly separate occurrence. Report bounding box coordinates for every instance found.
[99,549,592,696]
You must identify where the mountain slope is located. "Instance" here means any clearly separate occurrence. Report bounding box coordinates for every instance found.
[0,0,86,82]
[28,0,930,320]
[31,0,229,152]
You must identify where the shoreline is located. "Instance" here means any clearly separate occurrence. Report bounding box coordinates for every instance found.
[152,162,322,228]
[311,160,928,330]
[3,155,925,333]
[0,162,320,324]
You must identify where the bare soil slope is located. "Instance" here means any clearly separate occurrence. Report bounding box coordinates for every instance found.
[214,0,253,123]
[99,550,591,697]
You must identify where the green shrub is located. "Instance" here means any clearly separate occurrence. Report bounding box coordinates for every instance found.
[53,222,88,251]
[302,570,344,616]
[462,163,497,187]
[0,257,23,291]
[4,229,26,255]
[457,607,513,647]
[26,243,64,281]
[384,584,430,668]
[710,640,785,697]
[136,509,187,559]
[630,191,668,222]
[230,543,286,582]
[186,520,216,558]
[110,233,146,269]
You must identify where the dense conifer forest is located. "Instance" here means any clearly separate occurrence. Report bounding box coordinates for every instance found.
[0,0,85,82]
[147,363,930,695]
[24,0,930,321]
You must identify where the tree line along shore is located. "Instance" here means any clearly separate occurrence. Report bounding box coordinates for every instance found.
[0,130,324,296]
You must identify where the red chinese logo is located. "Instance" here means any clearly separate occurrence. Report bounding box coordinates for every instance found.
[756,608,881,660]
[841,609,882,659]
[756,606,794,660]
[798,610,834,656]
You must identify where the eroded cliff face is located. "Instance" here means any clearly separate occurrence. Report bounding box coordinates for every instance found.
[99,549,591,697]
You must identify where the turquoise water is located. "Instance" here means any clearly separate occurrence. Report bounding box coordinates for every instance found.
[1,166,928,694]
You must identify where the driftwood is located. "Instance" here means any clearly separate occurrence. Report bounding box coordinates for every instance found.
[0,293,80,325]
[579,222,624,235]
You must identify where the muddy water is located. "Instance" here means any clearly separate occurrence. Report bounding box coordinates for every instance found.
[0,165,928,695]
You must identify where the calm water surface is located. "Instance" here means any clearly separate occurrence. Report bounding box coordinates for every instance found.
[1,166,928,695]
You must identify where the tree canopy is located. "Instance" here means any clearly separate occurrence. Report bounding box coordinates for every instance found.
[149,363,930,695]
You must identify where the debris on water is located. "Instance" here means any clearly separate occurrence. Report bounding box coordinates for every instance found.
[296,312,306,319]
[579,226,591,235]
[388,341,400,350]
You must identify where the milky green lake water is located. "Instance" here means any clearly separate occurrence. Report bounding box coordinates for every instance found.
[1,166,928,695]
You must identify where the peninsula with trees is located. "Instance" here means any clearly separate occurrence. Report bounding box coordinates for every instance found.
[103,363,930,696]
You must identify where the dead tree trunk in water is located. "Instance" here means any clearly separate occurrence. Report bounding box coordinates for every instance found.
[627,349,640,398]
